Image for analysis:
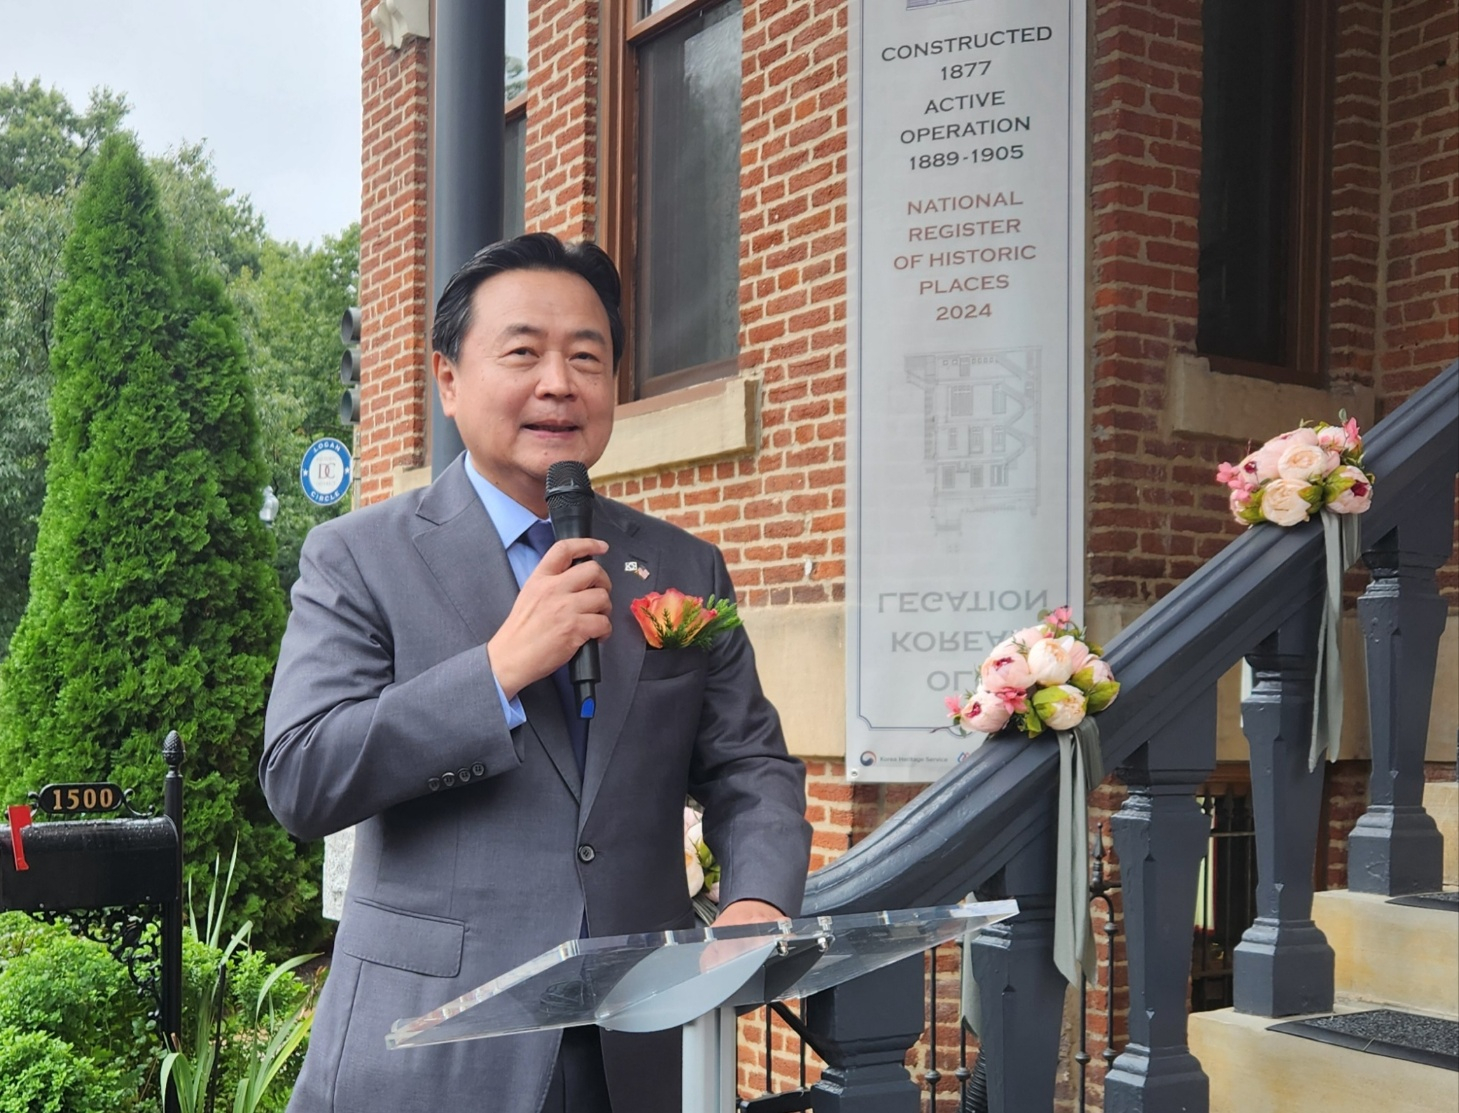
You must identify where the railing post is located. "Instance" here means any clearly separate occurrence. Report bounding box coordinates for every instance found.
[1105,686,1216,1113]
[967,824,1065,1113]
[805,955,926,1112]
[1349,490,1452,895]
[1233,597,1334,1016]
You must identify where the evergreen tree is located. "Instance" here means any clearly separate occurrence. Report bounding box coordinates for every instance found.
[0,135,314,948]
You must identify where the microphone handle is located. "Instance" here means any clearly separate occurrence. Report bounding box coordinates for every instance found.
[554,519,600,719]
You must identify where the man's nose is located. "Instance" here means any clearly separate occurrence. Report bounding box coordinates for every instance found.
[536,352,576,396]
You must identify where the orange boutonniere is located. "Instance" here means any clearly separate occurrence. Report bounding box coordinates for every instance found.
[631,588,742,650]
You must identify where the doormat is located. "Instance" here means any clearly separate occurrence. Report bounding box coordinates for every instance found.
[1269,1009,1458,1071]
[1387,890,1458,913]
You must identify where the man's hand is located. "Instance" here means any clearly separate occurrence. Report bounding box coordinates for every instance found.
[488,538,611,700]
[711,899,788,929]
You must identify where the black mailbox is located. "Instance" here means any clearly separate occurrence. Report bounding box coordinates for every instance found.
[0,731,185,1113]
[1,816,179,912]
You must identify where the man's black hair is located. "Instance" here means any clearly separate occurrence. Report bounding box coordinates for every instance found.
[430,232,625,368]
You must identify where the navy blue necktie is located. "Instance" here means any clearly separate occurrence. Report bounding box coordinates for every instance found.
[524,521,589,774]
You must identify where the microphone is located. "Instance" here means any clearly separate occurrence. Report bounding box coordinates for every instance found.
[545,461,600,719]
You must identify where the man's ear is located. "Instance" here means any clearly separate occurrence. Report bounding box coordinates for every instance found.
[432,351,458,417]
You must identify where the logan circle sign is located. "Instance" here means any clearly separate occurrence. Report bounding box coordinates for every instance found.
[300,437,353,507]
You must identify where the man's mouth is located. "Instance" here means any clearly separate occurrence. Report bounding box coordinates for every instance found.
[524,421,579,434]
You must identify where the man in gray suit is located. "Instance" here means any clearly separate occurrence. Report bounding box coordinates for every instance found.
[261,234,811,1113]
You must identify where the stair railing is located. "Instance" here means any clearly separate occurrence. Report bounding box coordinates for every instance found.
[793,361,1458,1113]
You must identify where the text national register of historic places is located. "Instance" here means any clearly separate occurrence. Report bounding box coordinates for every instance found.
[847,0,1088,781]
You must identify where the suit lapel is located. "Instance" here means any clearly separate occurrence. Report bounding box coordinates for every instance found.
[411,459,582,800]
[579,501,657,824]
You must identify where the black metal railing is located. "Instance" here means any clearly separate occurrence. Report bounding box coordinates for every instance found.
[1191,781,1258,1013]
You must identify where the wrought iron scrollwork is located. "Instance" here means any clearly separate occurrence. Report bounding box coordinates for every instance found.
[36,905,165,1032]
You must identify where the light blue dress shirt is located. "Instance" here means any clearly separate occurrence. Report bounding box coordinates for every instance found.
[462,454,554,730]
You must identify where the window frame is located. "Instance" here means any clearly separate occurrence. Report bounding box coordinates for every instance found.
[1196,0,1334,388]
[601,0,743,403]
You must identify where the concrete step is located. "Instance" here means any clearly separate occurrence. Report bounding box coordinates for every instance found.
[1190,1002,1457,1113]
[1426,780,1457,888]
[1312,889,1458,1015]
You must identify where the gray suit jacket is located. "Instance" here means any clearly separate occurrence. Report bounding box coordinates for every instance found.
[261,458,811,1113]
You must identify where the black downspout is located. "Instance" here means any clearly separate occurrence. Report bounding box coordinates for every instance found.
[431,0,506,478]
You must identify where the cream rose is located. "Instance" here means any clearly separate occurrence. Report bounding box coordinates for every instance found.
[1277,442,1340,482]
[1032,684,1087,731]
[1260,478,1314,527]
[1027,635,1081,686]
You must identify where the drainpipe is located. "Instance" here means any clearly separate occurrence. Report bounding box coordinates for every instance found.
[431,0,506,477]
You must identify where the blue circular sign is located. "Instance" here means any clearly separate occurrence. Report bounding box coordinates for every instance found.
[300,438,353,506]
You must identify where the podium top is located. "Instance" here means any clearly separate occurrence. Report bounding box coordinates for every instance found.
[388,900,1017,1049]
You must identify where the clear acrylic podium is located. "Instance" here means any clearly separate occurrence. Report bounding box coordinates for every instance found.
[388,901,1018,1111]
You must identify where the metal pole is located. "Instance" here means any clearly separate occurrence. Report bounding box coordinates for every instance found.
[161,730,185,1113]
[430,0,506,477]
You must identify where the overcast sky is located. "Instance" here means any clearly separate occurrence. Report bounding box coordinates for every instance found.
[2,0,363,246]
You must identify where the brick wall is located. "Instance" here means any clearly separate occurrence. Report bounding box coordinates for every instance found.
[1087,0,1259,607]
[356,7,431,506]
[600,0,850,611]
[1376,0,1459,402]
[524,0,599,237]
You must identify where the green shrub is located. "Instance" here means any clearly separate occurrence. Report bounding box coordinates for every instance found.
[0,920,151,1077]
[0,132,312,951]
[0,1029,134,1113]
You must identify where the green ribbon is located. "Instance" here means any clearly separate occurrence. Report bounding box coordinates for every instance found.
[962,717,1105,1032]
[1054,717,1104,988]
[1310,511,1362,771]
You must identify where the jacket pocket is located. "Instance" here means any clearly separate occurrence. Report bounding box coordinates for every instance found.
[638,647,708,682]
[337,897,465,978]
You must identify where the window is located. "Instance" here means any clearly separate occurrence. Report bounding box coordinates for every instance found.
[604,0,744,399]
[1197,0,1331,385]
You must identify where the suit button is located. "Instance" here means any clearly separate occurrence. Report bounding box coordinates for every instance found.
[457,767,471,783]
[577,844,596,863]
[441,771,457,788]
[427,777,441,792]
[471,762,486,777]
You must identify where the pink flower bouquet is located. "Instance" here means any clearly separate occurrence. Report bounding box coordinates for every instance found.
[1217,414,1374,527]
[945,607,1119,739]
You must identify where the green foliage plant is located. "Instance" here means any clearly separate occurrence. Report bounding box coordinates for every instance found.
[0,918,152,1087]
[0,1028,134,1113]
[0,133,308,948]
[162,848,315,1113]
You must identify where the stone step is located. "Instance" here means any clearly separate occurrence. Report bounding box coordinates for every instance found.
[1425,781,1457,888]
[1190,1002,1457,1113]
[1312,889,1458,1016]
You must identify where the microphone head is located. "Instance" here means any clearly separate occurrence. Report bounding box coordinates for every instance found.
[545,461,594,513]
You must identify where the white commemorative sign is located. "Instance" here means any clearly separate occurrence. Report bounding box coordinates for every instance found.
[847,0,1087,782]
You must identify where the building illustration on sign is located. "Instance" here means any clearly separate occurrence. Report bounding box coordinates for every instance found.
[906,347,1042,548]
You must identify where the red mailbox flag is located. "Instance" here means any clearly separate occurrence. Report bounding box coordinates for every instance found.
[6,805,31,871]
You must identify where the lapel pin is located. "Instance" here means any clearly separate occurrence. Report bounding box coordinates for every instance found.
[624,560,650,579]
